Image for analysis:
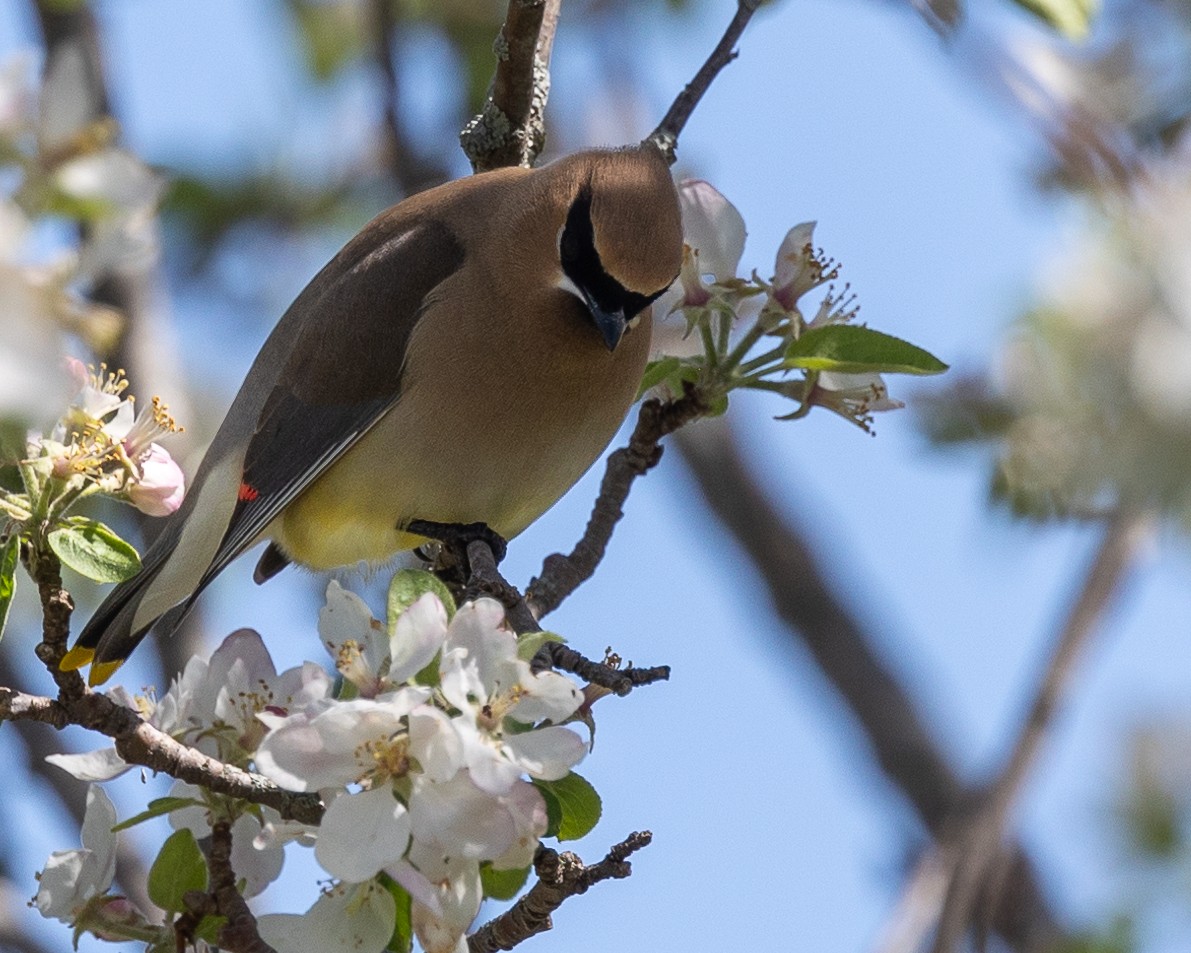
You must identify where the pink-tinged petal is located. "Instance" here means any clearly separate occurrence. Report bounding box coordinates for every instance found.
[271,661,334,713]
[385,856,443,915]
[390,592,449,683]
[315,786,411,883]
[208,628,276,690]
[676,179,746,282]
[504,726,586,781]
[409,772,516,860]
[676,244,712,309]
[127,443,185,516]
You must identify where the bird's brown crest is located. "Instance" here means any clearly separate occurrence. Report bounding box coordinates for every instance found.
[585,146,683,296]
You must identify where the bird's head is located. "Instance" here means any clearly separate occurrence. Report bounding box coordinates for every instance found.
[554,146,683,351]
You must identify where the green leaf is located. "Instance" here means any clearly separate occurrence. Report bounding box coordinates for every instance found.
[516,629,565,662]
[387,568,456,633]
[112,796,204,833]
[533,772,601,841]
[148,829,208,914]
[194,915,228,945]
[480,862,531,901]
[0,533,18,643]
[378,874,413,953]
[784,325,948,376]
[48,519,141,583]
[535,782,562,839]
[638,357,682,397]
[1010,0,1096,39]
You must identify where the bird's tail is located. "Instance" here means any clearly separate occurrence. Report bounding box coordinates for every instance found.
[61,534,206,685]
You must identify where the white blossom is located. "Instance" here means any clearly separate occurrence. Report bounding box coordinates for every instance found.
[257,881,397,953]
[34,785,117,922]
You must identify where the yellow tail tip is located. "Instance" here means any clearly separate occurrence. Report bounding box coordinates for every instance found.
[88,659,125,686]
[59,645,95,672]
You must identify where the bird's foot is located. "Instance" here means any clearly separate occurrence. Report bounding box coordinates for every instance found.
[407,520,508,584]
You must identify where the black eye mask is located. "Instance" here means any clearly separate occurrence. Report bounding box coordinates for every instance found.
[560,188,669,322]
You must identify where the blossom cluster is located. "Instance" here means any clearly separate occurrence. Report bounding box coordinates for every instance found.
[21,358,186,517]
[649,178,922,431]
[927,141,1191,524]
[0,53,162,428]
[41,577,590,953]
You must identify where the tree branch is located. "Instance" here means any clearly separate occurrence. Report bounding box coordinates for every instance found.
[12,545,325,827]
[0,684,325,826]
[675,419,1066,952]
[367,0,450,195]
[525,390,707,620]
[467,831,651,953]
[427,538,671,696]
[645,0,763,164]
[183,820,277,953]
[460,0,562,172]
[927,507,1153,953]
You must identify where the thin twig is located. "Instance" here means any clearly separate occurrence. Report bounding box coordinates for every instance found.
[532,641,669,696]
[525,390,707,619]
[467,832,651,953]
[367,0,449,195]
[464,539,542,634]
[460,0,561,172]
[455,542,670,694]
[928,506,1152,953]
[645,0,763,164]
[676,419,1065,952]
[179,820,277,953]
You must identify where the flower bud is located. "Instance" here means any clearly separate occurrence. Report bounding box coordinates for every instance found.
[126,443,184,516]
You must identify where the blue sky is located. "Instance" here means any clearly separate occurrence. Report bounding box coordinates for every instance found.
[5,0,1191,950]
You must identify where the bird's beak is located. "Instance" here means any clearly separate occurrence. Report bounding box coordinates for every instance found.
[583,292,627,351]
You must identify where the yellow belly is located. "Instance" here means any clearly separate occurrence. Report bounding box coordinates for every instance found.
[274,312,652,570]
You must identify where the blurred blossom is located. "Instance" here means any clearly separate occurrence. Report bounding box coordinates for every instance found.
[0,47,164,428]
[954,145,1191,522]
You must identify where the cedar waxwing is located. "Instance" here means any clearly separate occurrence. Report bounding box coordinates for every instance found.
[62,144,683,685]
